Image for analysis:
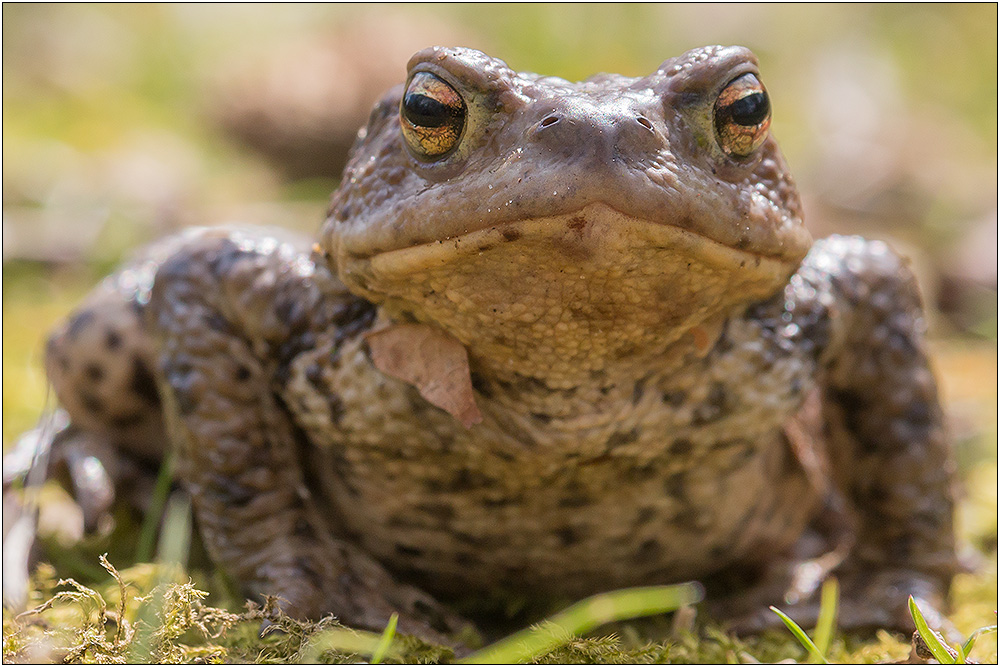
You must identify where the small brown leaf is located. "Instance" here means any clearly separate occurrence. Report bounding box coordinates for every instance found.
[366,323,482,428]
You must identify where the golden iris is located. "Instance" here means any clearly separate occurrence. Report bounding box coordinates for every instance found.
[400,72,466,160]
[713,73,771,158]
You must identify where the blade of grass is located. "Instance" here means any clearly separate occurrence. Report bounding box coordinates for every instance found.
[812,578,839,660]
[136,451,176,562]
[770,606,828,664]
[908,596,956,664]
[961,624,998,660]
[371,613,398,664]
[461,582,703,664]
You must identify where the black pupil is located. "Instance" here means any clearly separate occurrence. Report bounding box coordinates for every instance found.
[403,93,452,127]
[727,92,769,127]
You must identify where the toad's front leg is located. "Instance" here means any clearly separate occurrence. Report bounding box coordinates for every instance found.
[733,235,959,637]
[147,231,469,642]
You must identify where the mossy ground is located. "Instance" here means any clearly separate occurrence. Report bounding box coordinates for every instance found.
[2,554,996,663]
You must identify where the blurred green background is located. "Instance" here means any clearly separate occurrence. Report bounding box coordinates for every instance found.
[2,2,996,639]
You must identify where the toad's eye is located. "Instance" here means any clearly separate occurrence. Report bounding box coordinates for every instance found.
[400,72,466,160]
[713,73,771,158]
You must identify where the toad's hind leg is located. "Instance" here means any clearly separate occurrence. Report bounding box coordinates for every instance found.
[42,263,170,527]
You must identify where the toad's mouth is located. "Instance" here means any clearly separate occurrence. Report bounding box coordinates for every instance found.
[356,202,796,279]
[335,203,798,325]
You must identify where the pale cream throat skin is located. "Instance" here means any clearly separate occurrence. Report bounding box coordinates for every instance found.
[38,44,956,642]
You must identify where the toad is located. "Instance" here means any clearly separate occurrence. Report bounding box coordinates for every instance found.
[34,45,957,642]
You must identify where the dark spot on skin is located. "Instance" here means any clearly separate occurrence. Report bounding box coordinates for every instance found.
[501,228,522,242]
[274,297,305,332]
[469,372,493,399]
[635,538,663,563]
[692,382,730,424]
[453,532,507,549]
[204,312,232,334]
[447,468,494,492]
[305,363,323,386]
[614,343,638,360]
[709,545,726,559]
[606,427,639,450]
[208,474,255,508]
[477,243,495,253]
[66,310,96,341]
[483,496,519,508]
[415,502,455,522]
[340,476,362,498]
[130,357,160,405]
[294,518,312,537]
[664,472,686,500]
[673,506,705,532]
[84,363,104,383]
[80,392,104,415]
[887,535,913,561]
[579,453,612,466]
[662,390,686,407]
[455,552,480,567]
[395,544,424,558]
[627,463,659,482]
[779,439,800,476]
[558,485,592,509]
[713,322,734,354]
[555,526,581,547]
[453,531,482,546]
[129,299,145,319]
[513,372,548,392]
[567,216,587,232]
[234,365,252,382]
[634,507,657,526]
[105,329,123,350]
[669,439,693,456]
[711,437,747,452]
[828,388,873,451]
[386,515,423,530]
[163,360,197,414]
[332,297,377,334]
[326,393,344,425]
[905,401,933,430]
[295,556,320,582]
[729,443,756,469]
[530,412,553,424]
[109,411,145,428]
[207,243,254,280]
[632,374,652,405]
[494,378,515,394]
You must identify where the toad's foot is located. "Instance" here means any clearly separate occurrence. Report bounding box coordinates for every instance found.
[722,567,959,644]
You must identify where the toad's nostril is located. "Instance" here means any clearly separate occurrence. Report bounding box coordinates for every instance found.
[636,116,654,131]
[539,115,561,128]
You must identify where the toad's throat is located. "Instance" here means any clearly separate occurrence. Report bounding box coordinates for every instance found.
[336,204,797,384]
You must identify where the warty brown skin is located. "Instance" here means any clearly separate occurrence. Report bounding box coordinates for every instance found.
[39,46,956,641]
